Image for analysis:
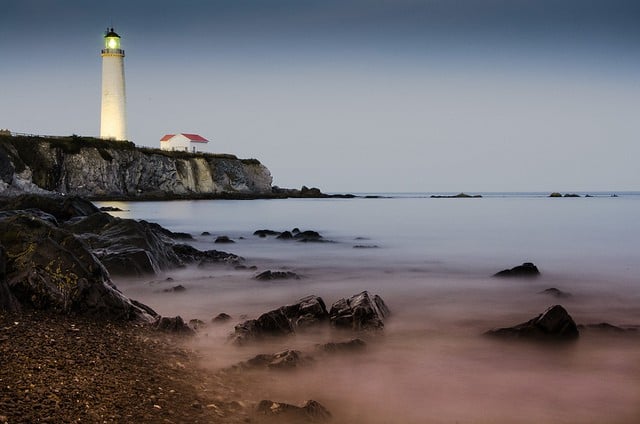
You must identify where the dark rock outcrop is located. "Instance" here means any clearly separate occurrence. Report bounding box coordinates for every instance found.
[214,235,235,244]
[330,291,390,331]
[295,230,322,242]
[0,243,20,312]
[231,309,294,345]
[276,231,293,240]
[154,316,195,335]
[212,313,231,323]
[578,323,637,333]
[255,270,301,281]
[234,349,314,371]
[0,213,152,320]
[539,287,571,298]
[494,262,540,278]
[315,338,367,354]
[254,229,280,238]
[256,399,331,422]
[163,284,186,293]
[172,243,242,267]
[485,305,579,340]
[280,295,329,329]
[430,192,482,198]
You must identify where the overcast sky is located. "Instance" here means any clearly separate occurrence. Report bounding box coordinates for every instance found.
[1,0,639,192]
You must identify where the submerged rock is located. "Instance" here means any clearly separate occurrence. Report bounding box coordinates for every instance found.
[214,235,235,244]
[212,312,231,323]
[330,291,390,331]
[234,349,314,371]
[539,287,571,298]
[231,309,294,345]
[254,229,280,238]
[494,262,540,278]
[255,270,301,281]
[276,231,293,240]
[163,284,186,293]
[485,305,579,340]
[578,323,638,333]
[255,399,331,422]
[315,338,367,354]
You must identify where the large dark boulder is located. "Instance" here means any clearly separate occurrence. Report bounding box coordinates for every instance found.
[494,262,540,278]
[231,309,294,345]
[255,270,301,281]
[280,295,329,329]
[154,316,195,335]
[330,291,390,331]
[0,214,153,320]
[256,399,331,422]
[172,243,242,266]
[485,305,579,340]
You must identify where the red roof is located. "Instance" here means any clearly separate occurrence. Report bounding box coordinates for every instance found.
[160,133,209,143]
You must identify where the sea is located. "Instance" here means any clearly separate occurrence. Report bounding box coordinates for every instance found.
[96,192,640,424]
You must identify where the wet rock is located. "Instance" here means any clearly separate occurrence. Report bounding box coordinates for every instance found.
[300,186,323,197]
[231,309,294,345]
[549,192,562,197]
[215,235,235,244]
[235,349,314,371]
[154,316,195,335]
[330,291,390,331]
[256,399,331,422]
[99,206,123,212]
[280,295,329,329]
[353,244,379,249]
[494,262,540,278]
[294,230,322,242]
[315,338,367,354]
[254,229,280,238]
[430,192,482,198]
[255,270,301,281]
[201,231,211,236]
[0,243,20,313]
[292,228,300,234]
[0,214,154,320]
[163,284,186,293]
[212,313,231,323]
[0,194,99,222]
[485,305,579,340]
[189,318,206,330]
[539,287,571,298]
[172,243,242,266]
[276,231,293,240]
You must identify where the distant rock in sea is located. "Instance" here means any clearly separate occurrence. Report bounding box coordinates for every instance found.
[430,192,482,198]
[494,262,540,278]
[485,305,579,341]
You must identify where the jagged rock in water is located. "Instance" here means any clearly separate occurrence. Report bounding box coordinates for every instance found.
[231,309,294,345]
[255,399,331,422]
[330,291,390,331]
[214,235,235,244]
[154,316,195,335]
[294,230,323,242]
[0,213,153,320]
[255,270,301,281]
[201,231,211,236]
[212,312,231,323]
[539,287,571,298]
[254,229,280,237]
[232,349,314,371]
[163,284,186,293]
[315,338,367,354]
[276,231,293,240]
[172,243,242,267]
[485,305,579,340]
[280,295,329,329]
[494,262,540,278]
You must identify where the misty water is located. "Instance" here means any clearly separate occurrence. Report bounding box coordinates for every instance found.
[98,194,640,423]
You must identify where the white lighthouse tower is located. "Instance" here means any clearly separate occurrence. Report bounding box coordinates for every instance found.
[100,28,127,141]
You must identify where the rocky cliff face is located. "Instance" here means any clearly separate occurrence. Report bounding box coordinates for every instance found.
[0,135,272,198]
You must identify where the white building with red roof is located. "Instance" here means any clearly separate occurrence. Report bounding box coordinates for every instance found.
[160,133,209,152]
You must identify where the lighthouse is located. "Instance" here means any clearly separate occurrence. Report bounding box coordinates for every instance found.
[100,28,127,141]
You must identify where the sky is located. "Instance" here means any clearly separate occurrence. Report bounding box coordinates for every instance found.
[1,0,639,192]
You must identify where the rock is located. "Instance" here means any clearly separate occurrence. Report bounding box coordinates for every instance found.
[539,287,571,298]
[235,349,313,371]
[276,231,293,240]
[292,228,300,234]
[255,270,301,281]
[201,231,211,235]
[485,305,579,340]
[154,316,195,335]
[99,206,123,212]
[549,192,563,197]
[280,295,329,329]
[564,193,581,197]
[315,338,367,354]
[212,313,231,323]
[254,229,280,238]
[215,235,235,244]
[494,262,540,278]
[256,399,331,422]
[330,291,390,331]
[0,243,20,312]
[0,213,153,320]
[300,186,323,197]
[172,243,242,266]
[0,194,99,222]
[353,245,379,249]
[189,318,206,330]
[163,284,186,293]
[294,230,322,241]
[430,192,482,198]
[231,309,294,345]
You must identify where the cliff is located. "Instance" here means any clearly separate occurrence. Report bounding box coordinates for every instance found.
[0,135,272,199]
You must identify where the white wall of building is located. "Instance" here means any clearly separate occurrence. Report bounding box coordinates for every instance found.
[100,54,127,140]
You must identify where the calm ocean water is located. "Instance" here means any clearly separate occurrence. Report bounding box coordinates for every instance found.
[96,193,640,424]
